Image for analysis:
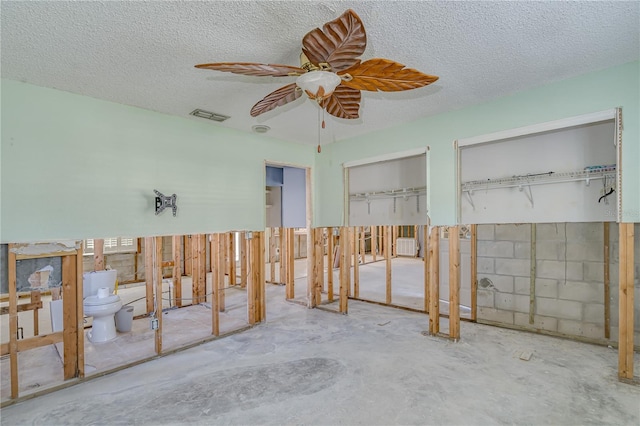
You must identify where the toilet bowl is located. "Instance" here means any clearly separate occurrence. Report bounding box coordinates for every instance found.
[83,270,122,343]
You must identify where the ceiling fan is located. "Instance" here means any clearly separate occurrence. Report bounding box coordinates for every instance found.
[195,9,439,121]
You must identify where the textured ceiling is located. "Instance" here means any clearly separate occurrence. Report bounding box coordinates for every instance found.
[2,1,639,146]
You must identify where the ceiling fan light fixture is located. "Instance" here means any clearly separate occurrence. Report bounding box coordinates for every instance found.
[296,71,341,101]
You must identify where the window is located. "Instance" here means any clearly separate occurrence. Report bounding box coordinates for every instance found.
[83,238,136,255]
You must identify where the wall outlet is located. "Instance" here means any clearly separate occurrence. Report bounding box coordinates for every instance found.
[151,318,159,330]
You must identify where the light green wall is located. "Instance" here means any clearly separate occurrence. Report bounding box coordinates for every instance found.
[316,61,640,226]
[1,80,315,242]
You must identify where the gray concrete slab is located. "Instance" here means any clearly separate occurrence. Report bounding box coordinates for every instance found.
[2,285,639,425]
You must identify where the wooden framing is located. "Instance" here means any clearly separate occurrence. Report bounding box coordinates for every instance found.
[211,234,220,336]
[307,226,316,308]
[428,227,440,335]
[386,226,392,305]
[93,239,104,271]
[258,231,266,321]
[313,228,324,306]
[353,227,360,299]
[269,228,276,283]
[371,226,377,262]
[193,235,206,305]
[218,232,226,312]
[172,236,182,308]
[247,233,256,325]
[327,227,334,302]
[470,224,477,321]
[286,228,295,299]
[229,232,236,286]
[360,227,366,265]
[603,222,610,339]
[424,225,429,313]
[154,236,163,354]
[6,243,83,399]
[183,236,192,276]
[144,237,154,313]
[618,223,635,380]
[278,227,285,285]
[247,231,266,324]
[448,226,461,340]
[339,227,350,314]
[240,231,248,288]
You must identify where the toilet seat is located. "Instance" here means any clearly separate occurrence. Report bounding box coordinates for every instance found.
[84,294,120,306]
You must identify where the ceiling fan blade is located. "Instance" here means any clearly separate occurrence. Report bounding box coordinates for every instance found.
[250,83,303,117]
[321,85,361,119]
[195,62,305,77]
[339,58,439,92]
[302,9,366,72]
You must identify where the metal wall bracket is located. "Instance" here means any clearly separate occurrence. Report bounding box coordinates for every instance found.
[154,190,177,217]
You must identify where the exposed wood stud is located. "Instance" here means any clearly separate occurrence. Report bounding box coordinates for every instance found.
[287,228,295,299]
[339,227,350,314]
[154,236,163,354]
[269,228,276,282]
[327,227,334,302]
[240,232,248,288]
[184,236,192,276]
[307,227,316,308]
[386,226,392,305]
[258,231,266,321]
[470,224,477,321]
[372,225,377,262]
[31,291,40,337]
[218,233,226,312]
[62,255,78,379]
[229,232,237,286]
[8,245,18,398]
[76,244,84,378]
[93,239,104,271]
[353,227,360,299]
[449,226,461,340]
[360,227,366,263]
[211,234,220,336]
[618,223,635,380]
[393,226,398,257]
[429,227,440,335]
[604,222,610,339]
[424,225,429,313]
[247,233,256,325]
[278,227,285,285]
[172,236,182,308]
[144,237,154,313]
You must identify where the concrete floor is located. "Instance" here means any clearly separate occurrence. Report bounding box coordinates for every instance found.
[2,284,639,425]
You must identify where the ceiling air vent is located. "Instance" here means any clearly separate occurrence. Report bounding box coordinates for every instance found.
[190,109,230,122]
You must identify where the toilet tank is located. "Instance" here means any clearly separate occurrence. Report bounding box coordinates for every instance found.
[83,269,118,297]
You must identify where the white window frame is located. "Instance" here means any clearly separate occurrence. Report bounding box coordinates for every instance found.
[83,237,137,256]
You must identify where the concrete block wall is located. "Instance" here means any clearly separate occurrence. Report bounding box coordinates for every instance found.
[476,223,640,344]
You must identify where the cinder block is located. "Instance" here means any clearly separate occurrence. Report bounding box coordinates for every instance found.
[558,281,604,303]
[536,297,582,321]
[566,242,603,262]
[514,277,529,295]
[514,312,558,332]
[558,319,605,340]
[535,241,566,260]
[583,303,605,324]
[495,258,530,276]
[477,224,495,241]
[514,242,531,259]
[536,260,583,280]
[583,262,605,282]
[477,241,514,258]
[477,257,494,274]
[495,293,530,313]
[495,224,531,241]
[536,223,565,241]
[535,278,559,298]
[477,289,494,308]
[478,274,514,293]
[566,223,603,242]
[478,307,514,324]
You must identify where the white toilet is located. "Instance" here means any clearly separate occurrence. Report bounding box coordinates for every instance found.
[83,269,122,343]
